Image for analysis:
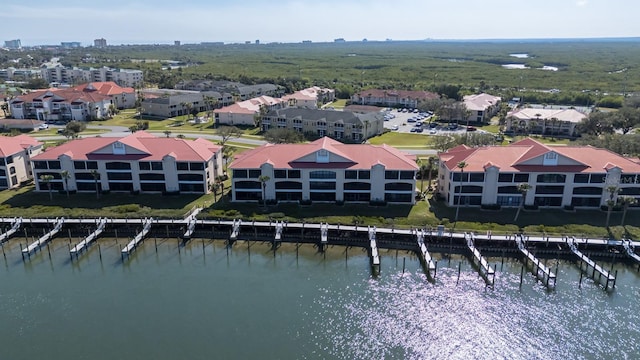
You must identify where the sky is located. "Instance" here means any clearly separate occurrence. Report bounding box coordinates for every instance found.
[2,0,638,46]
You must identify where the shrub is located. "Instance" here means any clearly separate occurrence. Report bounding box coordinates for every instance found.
[524,204,539,211]
[369,200,387,207]
[335,200,344,206]
[299,199,312,206]
[113,204,141,213]
[269,212,285,219]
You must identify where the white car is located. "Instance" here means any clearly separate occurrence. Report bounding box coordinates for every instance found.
[391,125,399,131]
[38,124,49,130]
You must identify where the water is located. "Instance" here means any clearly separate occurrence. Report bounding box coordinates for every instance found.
[1,238,639,359]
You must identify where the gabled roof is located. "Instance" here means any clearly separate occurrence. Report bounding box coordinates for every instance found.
[0,134,42,157]
[508,108,587,123]
[230,137,418,170]
[73,81,134,95]
[439,137,640,174]
[32,132,222,162]
[214,96,285,115]
[463,93,501,111]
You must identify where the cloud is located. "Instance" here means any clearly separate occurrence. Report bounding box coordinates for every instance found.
[576,0,588,6]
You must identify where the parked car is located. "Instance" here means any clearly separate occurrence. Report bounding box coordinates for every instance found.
[38,124,49,130]
[429,129,437,135]
[467,126,477,132]
[415,121,423,127]
[391,125,399,131]
[415,127,424,133]
[407,118,416,123]
[410,127,418,132]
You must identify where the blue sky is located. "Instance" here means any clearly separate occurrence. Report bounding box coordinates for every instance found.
[2,0,637,45]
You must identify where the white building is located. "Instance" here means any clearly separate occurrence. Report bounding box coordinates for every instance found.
[214,96,287,126]
[0,135,43,189]
[463,93,501,123]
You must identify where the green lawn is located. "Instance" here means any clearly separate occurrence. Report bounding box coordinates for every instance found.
[368,132,432,147]
[1,186,637,239]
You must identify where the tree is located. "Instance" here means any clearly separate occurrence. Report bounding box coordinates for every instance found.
[40,174,54,201]
[605,185,620,228]
[426,156,436,194]
[64,121,86,138]
[513,183,532,222]
[91,170,101,200]
[210,181,221,202]
[619,195,637,226]
[263,128,304,144]
[258,175,270,208]
[454,161,468,223]
[416,158,429,196]
[215,175,226,195]
[163,130,172,138]
[215,126,242,146]
[129,125,139,133]
[0,102,8,117]
[60,170,71,198]
[432,135,457,152]
[221,146,236,173]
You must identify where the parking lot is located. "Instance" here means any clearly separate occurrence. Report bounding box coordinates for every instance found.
[382,108,475,136]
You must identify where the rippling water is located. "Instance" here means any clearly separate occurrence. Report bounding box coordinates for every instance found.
[0,239,638,359]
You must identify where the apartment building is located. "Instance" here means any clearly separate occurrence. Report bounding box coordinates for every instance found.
[463,93,501,123]
[506,108,587,137]
[0,135,43,189]
[438,138,640,209]
[230,137,418,204]
[31,131,223,194]
[41,66,143,88]
[214,96,287,126]
[282,86,336,109]
[261,108,383,142]
[351,89,439,108]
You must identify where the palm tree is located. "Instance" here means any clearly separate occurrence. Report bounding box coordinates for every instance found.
[215,175,226,195]
[91,170,101,200]
[454,161,468,223]
[60,170,71,198]
[619,195,638,226]
[40,174,54,201]
[417,158,429,196]
[210,181,221,202]
[605,185,620,228]
[163,130,172,138]
[258,175,270,209]
[513,182,532,222]
[426,156,436,193]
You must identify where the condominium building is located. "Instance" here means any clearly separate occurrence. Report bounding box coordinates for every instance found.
[438,138,640,209]
[0,135,43,189]
[31,132,223,194]
[463,93,501,123]
[351,89,439,108]
[230,137,418,204]
[41,66,143,88]
[282,86,336,109]
[261,108,383,142]
[506,108,587,137]
[214,96,287,126]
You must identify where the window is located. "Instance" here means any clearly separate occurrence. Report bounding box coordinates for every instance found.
[454,185,483,194]
[344,182,371,191]
[248,170,262,178]
[288,170,301,179]
[139,162,151,171]
[574,174,589,183]
[190,162,205,171]
[310,170,336,179]
[385,171,399,180]
[274,170,287,178]
[139,173,165,181]
[399,171,414,180]
[535,185,564,194]
[74,161,86,170]
[498,174,513,182]
[177,162,189,171]
[233,169,248,179]
[48,161,61,169]
[6,156,13,164]
[573,187,602,195]
[310,181,336,190]
[34,161,48,169]
[498,186,520,194]
[452,173,469,182]
[358,170,370,179]
[621,175,636,184]
[385,182,413,191]
[87,161,98,170]
[9,167,16,175]
[151,162,162,171]
[107,172,133,181]
[514,174,529,183]
[275,181,303,190]
[469,173,485,182]
[589,174,606,184]
[536,174,566,183]
[105,162,131,170]
[0,158,4,166]
[178,174,203,182]
[345,170,357,179]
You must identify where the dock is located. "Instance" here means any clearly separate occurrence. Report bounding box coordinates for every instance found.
[569,238,616,291]
[416,229,436,276]
[23,217,64,255]
[183,215,197,239]
[0,217,22,243]
[229,219,241,241]
[70,218,108,256]
[622,240,640,265]
[515,234,556,289]
[121,218,153,256]
[274,221,284,241]
[368,226,380,272]
[465,232,495,286]
[320,223,328,244]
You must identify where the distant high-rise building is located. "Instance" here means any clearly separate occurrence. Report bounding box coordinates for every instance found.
[61,42,81,48]
[94,38,107,48]
[4,39,21,49]
[174,40,181,46]
[255,40,260,45]
[334,38,346,43]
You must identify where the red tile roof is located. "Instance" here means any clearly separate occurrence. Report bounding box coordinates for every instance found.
[231,137,418,170]
[440,137,640,174]
[0,134,42,157]
[32,131,222,162]
[72,82,135,95]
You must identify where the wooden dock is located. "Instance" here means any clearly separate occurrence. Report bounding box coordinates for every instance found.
[23,218,65,255]
[121,218,153,255]
[415,229,436,276]
[0,217,22,243]
[320,223,329,244]
[274,221,284,241]
[622,240,640,265]
[569,238,616,291]
[70,218,108,256]
[515,234,556,289]
[368,226,380,271]
[465,232,495,286]
[229,219,241,241]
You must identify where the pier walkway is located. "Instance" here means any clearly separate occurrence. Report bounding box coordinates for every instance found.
[369,226,380,269]
[569,239,616,290]
[23,218,64,255]
[70,218,108,256]
[121,218,153,256]
[0,217,21,243]
[182,208,202,239]
[515,234,556,289]
[415,229,436,276]
[623,240,640,265]
[274,221,284,241]
[465,232,495,286]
